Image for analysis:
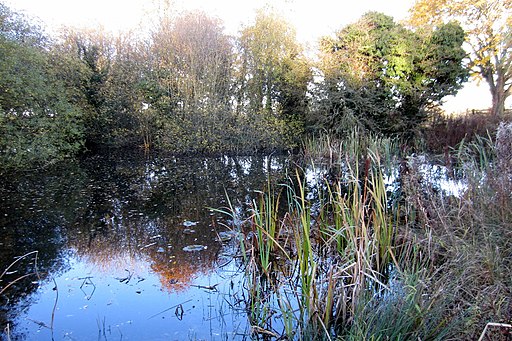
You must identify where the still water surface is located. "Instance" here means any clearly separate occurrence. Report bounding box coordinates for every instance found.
[0,152,294,340]
[0,151,466,340]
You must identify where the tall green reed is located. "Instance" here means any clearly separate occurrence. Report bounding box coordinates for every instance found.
[217,131,458,339]
[289,169,318,323]
[302,129,401,171]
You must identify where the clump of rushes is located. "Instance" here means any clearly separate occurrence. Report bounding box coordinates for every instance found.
[248,181,284,275]
[320,151,394,273]
[302,129,401,171]
[221,138,417,339]
[309,150,396,335]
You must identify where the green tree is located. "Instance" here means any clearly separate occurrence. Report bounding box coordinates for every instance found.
[317,12,468,137]
[56,27,163,150]
[56,27,116,149]
[102,32,152,148]
[0,4,84,170]
[409,0,512,116]
[236,10,311,148]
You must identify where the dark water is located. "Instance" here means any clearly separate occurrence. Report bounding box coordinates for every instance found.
[0,152,295,340]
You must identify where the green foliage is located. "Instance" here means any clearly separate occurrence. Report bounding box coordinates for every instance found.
[341,267,458,341]
[0,3,45,46]
[55,28,116,148]
[409,0,512,117]
[316,12,468,138]
[0,6,84,171]
[237,10,312,147]
[0,4,477,169]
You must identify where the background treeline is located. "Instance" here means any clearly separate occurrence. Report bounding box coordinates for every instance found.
[0,2,469,169]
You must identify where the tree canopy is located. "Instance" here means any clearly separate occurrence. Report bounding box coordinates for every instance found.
[316,12,468,137]
[0,2,477,171]
[409,0,512,116]
[236,10,311,147]
[0,3,84,169]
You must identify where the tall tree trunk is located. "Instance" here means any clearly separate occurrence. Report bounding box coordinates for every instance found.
[490,80,505,117]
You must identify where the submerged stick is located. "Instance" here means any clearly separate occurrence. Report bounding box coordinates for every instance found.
[50,278,58,340]
[148,299,193,319]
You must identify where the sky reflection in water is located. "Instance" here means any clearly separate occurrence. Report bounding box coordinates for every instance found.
[0,152,466,340]
[0,152,292,340]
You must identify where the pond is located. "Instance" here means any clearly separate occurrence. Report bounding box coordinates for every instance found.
[0,151,467,340]
[0,152,296,340]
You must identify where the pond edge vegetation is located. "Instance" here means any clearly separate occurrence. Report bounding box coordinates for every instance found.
[215,125,512,340]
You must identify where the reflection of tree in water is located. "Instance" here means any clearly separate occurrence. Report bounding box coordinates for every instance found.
[67,152,294,291]
[149,244,218,292]
[0,162,87,338]
[0,151,295,337]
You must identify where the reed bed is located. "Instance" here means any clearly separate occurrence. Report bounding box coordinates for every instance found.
[222,126,511,340]
[398,124,512,340]
[302,129,401,171]
[219,133,452,339]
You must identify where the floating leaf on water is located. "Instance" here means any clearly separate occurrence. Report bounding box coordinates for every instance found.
[140,242,157,250]
[183,221,198,227]
[183,228,195,234]
[182,245,207,252]
[215,231,237,242]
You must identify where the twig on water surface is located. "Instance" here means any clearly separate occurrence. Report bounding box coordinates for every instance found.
[50,278,58,340]
[115,269,133,284]
[175,304,184,320]
[0,251,40,295]
[79,276,96,300]
[25,278,58,340]
[79,276,94,289]
[4,323,11,341]
[0,251,38,279]
[27,318,51,329]
[0,273,37,295]
[34,251,41,281]
[148,299,193,319]
[191,283,219,291]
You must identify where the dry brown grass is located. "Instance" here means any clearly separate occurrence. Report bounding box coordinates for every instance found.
[399,125,512,340]
[424,110,511,154]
